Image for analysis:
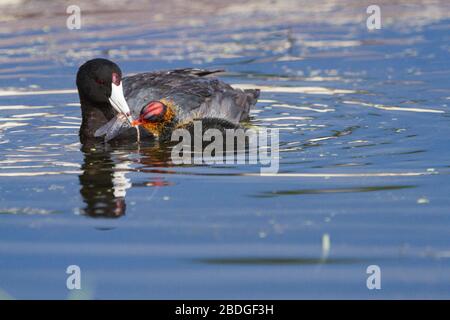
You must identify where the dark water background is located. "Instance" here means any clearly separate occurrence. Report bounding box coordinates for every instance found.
[0,0,450,298]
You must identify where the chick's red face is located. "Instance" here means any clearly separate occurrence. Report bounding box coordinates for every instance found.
[133,101,167,126]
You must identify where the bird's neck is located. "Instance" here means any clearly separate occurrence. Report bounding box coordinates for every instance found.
[79,99,115,143]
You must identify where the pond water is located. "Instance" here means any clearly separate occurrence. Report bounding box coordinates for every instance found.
[0,0,450,299]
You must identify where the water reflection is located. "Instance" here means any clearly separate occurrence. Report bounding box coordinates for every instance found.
[79,148,128,218]
[79,143,174,218]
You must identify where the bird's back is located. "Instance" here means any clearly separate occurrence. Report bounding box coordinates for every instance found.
[123,68,259,126]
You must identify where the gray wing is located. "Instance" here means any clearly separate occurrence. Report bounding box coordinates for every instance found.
[123,68,259,125]
[94,113,132,142]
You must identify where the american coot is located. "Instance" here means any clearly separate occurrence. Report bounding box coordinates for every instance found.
[76,58,260,144]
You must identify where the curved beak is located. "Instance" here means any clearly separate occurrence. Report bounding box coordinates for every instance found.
[109,82,133,125]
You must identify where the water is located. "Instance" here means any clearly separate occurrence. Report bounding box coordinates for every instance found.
[1,0,450,299]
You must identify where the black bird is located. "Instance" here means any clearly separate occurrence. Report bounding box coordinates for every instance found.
[76,58,260,143]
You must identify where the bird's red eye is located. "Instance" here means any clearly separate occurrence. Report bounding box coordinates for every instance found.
[95,78,105,85]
